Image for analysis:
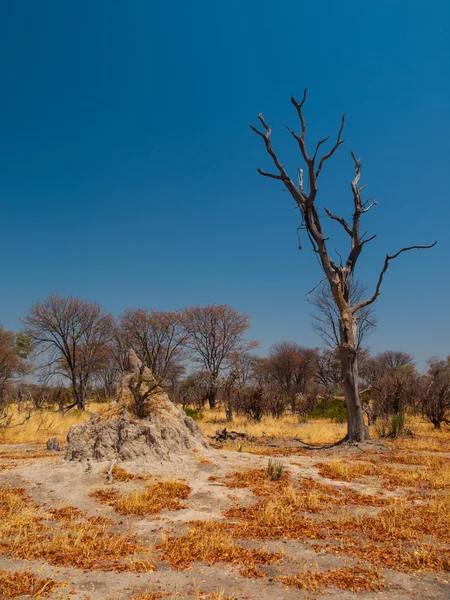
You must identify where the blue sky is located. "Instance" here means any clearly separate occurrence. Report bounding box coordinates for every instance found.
[1,0,449,368]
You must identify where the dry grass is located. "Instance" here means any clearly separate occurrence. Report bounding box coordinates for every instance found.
[0,569,57,599]
[0,450,59,460]
[157,521,280,570]
[0,487,154,571]
[318,457,450,490]
[91,481,191,515]
[0,402,107,444]
[199,409,348,444]
[317,461,378,482]
[0,569,56,599]
[102,465,150,482]
[2,401,447,450]
[133,591,235,600]
[279,566,384,592]
[318,491,450,572]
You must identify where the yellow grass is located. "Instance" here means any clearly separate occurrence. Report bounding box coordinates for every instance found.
[0,569,57,599]
[157,521,280,570]
[279,566,384,592]
[0,487,154,571]
[318,457,450,490]
[0,402,107,444]
[198,408,348,443]
[2,401,448,449]
[91,481,191,515]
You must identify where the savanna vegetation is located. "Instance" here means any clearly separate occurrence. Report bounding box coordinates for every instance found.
[0,93,447,600]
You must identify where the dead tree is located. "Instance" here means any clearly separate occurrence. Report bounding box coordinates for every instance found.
[250,90,436,442]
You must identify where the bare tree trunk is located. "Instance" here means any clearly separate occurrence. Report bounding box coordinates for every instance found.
[339,312,369,442]
[208,385,217,410]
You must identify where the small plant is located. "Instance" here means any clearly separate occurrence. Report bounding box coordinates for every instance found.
[376,413,405,438]
[389,413,405,437]
[182,407,204,421]
[267,459,285,481]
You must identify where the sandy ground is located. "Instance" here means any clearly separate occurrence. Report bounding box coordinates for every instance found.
[0,442,448,599]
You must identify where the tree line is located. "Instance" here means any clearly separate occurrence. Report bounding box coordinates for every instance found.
[0,293,448,430]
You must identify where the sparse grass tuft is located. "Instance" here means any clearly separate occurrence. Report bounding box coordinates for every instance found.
[102,465,150,481]
[0,569,57,599]
[279,566,385,592]
[157,521,280,570]
[267,458,285,480]
[91,481,191,515]
[0,488,154,571]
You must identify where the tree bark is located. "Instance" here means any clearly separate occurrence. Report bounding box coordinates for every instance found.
[208,385,217,410]
[339,312,369,442]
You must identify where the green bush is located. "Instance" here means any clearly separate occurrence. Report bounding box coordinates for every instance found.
[182,407,204,421]
[310,398,347,423]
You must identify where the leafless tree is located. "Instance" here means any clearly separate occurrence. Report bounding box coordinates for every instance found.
[315,348,342,394]
[264,342,318,412]
[118,309,188,382]
[311,278,377,350]
[22,294,113,410]
[251,89,436,442]
[360,350,417,417]
[421,357,450,429]
[0,326,31,403]
[184,304,258,409]
[375,350,415,370]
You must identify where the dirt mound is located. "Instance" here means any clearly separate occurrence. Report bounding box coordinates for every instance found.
[66,350,209,462]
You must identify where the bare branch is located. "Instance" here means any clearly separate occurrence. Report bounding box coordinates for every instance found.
[312,136,330,161]
[360,233,377,247]
[323,207,352,236]
[250,117,306,206]
[353,242,438,312]
[315,114,345,178]
[256,169,283,180]
[362,200,378,213]
[305,277,327,301]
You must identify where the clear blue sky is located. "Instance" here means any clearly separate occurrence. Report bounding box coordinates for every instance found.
[1,1,449,368]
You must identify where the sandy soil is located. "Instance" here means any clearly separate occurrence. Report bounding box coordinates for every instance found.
[0,442,448,599]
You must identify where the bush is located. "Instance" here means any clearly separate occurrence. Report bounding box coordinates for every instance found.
[310,398,347,423]
[182,407,204,421]
[375,413,405,438]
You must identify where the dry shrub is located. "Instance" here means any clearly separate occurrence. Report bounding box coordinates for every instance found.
[0,569,57,599]
[157,521,280,570]
[279,566,384,592]
[91,481,191,515]
[0,487,154,571]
